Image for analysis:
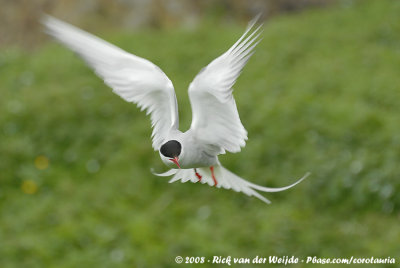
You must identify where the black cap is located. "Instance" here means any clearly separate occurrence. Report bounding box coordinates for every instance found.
[160,140,182,158]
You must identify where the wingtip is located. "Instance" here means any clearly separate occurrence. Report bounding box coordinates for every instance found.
[40,13,56,26]
[247,12,264,30]
[40,14,57,37]
[250,12,263,23]
[40,14,67,36]
[40,14,77,33]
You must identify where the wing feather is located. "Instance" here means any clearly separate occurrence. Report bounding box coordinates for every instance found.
[188,16,262,154]
[42,15,179,150]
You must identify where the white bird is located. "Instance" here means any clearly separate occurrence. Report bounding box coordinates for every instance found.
[42,15,309,204]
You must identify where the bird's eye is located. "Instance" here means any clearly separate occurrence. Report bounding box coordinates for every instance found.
[160,140,181,158]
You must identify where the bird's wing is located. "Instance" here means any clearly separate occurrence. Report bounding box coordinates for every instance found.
[188,16,262,154]
[42,15,179,150]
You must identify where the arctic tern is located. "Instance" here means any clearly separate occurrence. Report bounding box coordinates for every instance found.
[42,15,309,204]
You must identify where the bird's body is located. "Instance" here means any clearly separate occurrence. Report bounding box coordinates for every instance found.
[42,15,309,204]
[159,129,219,169]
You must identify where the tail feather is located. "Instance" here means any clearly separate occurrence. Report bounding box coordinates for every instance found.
[152,165,309,204]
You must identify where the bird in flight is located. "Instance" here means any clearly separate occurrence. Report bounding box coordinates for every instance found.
[42,15,309,204]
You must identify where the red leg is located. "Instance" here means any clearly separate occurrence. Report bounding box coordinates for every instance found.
[194,168,202,182]
[210,166,218,187]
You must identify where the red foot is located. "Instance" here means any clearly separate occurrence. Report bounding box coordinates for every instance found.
[210,166,218,187]
[194,168,202,182]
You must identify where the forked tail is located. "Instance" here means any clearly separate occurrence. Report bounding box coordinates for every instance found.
[153,165,310,204]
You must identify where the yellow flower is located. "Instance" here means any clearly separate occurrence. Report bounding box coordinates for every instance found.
[21,180,38,194]
[35,155,49,170]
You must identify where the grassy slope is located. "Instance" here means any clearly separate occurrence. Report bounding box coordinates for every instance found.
[1,0,400,266]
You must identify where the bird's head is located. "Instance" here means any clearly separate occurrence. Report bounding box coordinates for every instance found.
[159,140,182,169]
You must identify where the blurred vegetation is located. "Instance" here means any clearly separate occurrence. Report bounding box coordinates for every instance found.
[1,0,400,267]
[0,0,336,49]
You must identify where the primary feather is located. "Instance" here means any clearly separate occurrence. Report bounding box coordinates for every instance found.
[42,15,179,150]
[188,17,262,154]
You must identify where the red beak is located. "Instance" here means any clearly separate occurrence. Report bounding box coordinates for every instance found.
[169,156,181,169]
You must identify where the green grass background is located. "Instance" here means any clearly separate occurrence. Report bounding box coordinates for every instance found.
[1,0,400,267]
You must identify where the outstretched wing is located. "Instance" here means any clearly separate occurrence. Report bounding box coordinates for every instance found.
[42,15,179,150]
[188,16,262,154]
